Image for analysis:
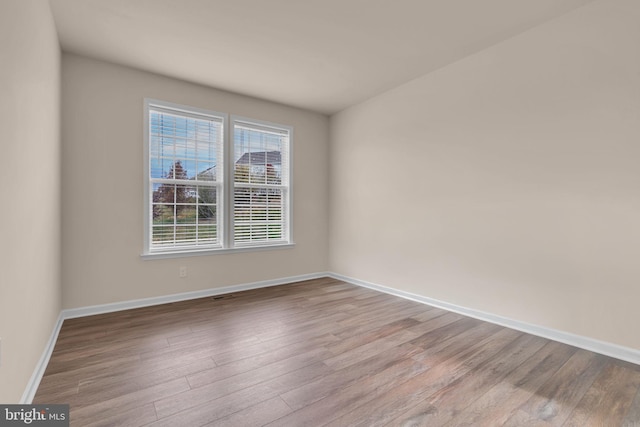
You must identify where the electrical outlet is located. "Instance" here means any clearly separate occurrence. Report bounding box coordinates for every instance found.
[179,266,187,278]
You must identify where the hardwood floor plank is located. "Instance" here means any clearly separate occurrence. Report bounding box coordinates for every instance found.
[153,361,332,424]
[280,342,422,411]
[408,314,480,348]
[32,278,640,427]
[324,317,420,355]
[72,356,218,407]
[202,396,292,427]
[390,333,548,426]
[83,403,157,427]
[622,387,640,427]
[266,358,428,426]
[409,306,448,322]
[405,311,466,336]
[502,409,554,427]
[187,344,333,389]
[251,319,348,351]
[45,336,170,374]
[563,362,640,427]
[139,331,260,362]
[443,340,576,427]
[409,320,503,367]
[70,377,190,424]
[154,347,331,419]
[34,353,142,397]
[325,328,522,427]
[149,384,279,427]
[322,329,420,370]
[504,349,607,426]
[333,300,428,339]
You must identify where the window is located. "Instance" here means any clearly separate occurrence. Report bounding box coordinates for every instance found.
[143,99,292,257]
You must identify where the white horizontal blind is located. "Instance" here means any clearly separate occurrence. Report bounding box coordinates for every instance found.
[232,120,290,246]
[148,104,224,251]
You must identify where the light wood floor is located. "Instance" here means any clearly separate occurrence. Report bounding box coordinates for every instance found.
[34,277,640,426]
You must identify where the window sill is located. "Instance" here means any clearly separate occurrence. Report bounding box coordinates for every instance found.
[140,242,296,260]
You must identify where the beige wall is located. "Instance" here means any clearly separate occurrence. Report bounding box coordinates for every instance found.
[61,54,329,309]
[0,0,61,402]
[330,0,640,349]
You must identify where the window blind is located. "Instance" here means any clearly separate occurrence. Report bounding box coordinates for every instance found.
[232,120,290,245]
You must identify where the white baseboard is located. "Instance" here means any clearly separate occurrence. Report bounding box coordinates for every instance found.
[62,272,329,319]
[328,272,640,366]
[24,270,640,403]
[20,312,64,404]
[22,271,328,403]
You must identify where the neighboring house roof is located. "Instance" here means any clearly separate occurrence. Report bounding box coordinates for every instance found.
[236,151,281,165]
[197,165,216,180]
[196,151,281,180]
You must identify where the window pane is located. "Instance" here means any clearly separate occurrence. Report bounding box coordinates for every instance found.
[197,186,217,205]
[148,104,223,251]
[150,135,175,159]
[181,160,196,180]
[234,186,285,243]
[197,162,216,181]
[198,205,216,223]
[234,126,284,186]
[198,224,217,242]
[153,203,174,223]
[175,137,197,160]
[197,140,215,161]
[174,184,197,203]
[150,158,175,179]
[232,120,289,245]
[153,183,176,205]
[268,224,282,239]
[175,226,197,244]
[176,206,196,224]
[267,205,281,221]
[152,225,174,244]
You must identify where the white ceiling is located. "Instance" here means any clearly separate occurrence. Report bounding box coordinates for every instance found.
[49,0,594,115]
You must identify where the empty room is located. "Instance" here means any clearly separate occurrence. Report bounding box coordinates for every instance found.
[2,0,640,425]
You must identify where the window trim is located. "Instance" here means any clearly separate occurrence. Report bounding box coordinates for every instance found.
[141,99,294,259]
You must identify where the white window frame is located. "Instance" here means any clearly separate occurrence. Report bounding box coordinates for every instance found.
[142,99,294,259]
